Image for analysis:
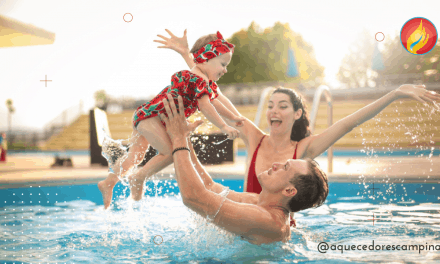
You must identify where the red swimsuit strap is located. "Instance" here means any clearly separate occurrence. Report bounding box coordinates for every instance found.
[250,135,266,164]
[255,135,266,154]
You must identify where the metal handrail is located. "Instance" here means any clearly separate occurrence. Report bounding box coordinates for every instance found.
[310,85,333,172]
[254,87,275,127]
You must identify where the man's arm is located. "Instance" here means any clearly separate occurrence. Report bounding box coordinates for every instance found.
[187,138,258,205]
[174,138,279,239]
[161,94,280,239]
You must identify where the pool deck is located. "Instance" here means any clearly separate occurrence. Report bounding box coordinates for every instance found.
[1,154,439,189]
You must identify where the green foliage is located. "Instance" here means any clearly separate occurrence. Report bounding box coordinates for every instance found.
[94,90,109,104]
[336,28,377,88]
[337,29,440,87]
[218,21,324,86]
[5,99,15,113]
[380,33,440,83]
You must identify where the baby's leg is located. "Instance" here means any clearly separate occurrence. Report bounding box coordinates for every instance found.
[129,116,174,201]
[98,129,150,209]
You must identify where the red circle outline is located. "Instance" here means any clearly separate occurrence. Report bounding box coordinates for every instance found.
[375,32,385,42]
[123,13,133,23]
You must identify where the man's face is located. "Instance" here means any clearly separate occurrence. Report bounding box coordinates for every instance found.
[258,159,309,193]
[204,52,232,81]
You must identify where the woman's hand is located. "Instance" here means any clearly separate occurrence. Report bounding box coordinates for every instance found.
[154,29,190,56]
[220,125,239,140]
[230,115,246,127]
[394,84,440,105]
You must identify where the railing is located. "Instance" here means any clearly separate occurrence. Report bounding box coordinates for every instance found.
[254,85,334,173]
[4,101,85,147]
[254,87,275,127]
[310,85,333,172]
[42,101,84,141]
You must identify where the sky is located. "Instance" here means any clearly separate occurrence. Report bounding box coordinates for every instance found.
[0,0,439,131]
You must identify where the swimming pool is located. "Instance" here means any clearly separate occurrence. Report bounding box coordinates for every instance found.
[1,179,439,263]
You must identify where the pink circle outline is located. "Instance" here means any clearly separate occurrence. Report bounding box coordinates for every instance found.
[123,13,133,23]
[375,32,385,42]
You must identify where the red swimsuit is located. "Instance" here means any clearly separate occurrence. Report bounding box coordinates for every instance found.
[246,135,298,227]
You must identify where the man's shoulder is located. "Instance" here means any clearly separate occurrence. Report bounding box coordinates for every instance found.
[242,207,289,245]
[240,192,259,204]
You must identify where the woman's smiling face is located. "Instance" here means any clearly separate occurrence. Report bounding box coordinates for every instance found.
[266,93,296,133]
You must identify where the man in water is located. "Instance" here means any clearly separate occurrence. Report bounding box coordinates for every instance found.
[160,94,328,245]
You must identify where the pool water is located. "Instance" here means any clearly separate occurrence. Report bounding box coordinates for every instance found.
[1,179,439,263]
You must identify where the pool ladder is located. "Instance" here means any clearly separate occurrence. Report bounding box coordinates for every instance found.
[254,85,333,172]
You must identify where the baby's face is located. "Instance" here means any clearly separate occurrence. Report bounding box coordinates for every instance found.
[204,52,232,81]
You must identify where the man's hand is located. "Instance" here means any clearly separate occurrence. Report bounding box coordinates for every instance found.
[160,94,203,144]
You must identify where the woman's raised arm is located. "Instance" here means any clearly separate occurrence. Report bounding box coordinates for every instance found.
[303,84,440,159]
[154,29,196,69]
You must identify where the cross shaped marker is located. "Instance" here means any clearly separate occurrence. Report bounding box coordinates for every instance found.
[40,75,52,87]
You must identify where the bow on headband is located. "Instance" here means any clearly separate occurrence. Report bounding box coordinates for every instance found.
[193,31,235,64]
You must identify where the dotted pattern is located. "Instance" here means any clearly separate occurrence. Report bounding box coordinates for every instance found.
[0,182,179,263]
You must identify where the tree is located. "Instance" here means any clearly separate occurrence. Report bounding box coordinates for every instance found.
[337,29,440,88]
[5,99,14,142]
[336,28,377,88]
[218,21,325,87]
[379,32,440,85]
[94,90,110,110]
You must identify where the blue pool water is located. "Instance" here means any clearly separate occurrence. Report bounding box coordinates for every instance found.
[1,180,439,263]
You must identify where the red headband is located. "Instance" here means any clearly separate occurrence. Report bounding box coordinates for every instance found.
[193,31,235,64]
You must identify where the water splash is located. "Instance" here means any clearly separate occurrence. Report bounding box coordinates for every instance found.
[101,129,128,174]
[212,138,229,145]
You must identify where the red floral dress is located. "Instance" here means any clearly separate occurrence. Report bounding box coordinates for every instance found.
[133,70,219,128]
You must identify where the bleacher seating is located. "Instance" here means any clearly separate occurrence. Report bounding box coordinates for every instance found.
[41,100,440,150]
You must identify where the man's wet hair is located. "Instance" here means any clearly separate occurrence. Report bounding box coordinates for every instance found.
[287,158,329,212]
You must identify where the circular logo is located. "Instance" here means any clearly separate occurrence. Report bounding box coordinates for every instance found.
[400,17,437,55]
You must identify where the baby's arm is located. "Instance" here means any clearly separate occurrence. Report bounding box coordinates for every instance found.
[216,90,241,117]
[181,51,196,69]
[211,99,238,121]
[197,95,228,129]
[197,95,239,139]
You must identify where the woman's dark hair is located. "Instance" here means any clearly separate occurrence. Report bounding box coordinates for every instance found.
[190,34,218,54]
[272,87,311,142]
[287,158,329,213]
